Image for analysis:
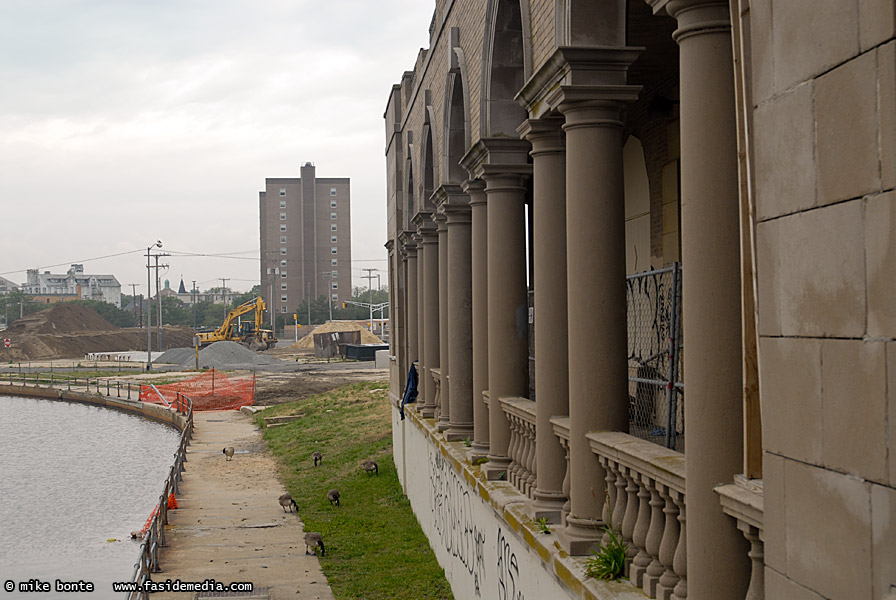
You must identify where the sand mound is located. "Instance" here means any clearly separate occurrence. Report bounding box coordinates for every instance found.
[292,321,384,350]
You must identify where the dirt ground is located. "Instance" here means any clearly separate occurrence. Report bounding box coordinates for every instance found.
[253,367,388,406]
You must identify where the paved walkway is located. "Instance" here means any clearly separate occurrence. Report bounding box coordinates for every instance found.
[152,410,334,600]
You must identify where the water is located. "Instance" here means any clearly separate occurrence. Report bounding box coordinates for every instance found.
[0,395,181,598]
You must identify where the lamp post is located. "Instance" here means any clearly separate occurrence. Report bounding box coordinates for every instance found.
[145,240,162,371]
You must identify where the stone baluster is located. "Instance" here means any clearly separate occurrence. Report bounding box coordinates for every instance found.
[524,420,537,498]
[656,484,681,600]
[611,461,628,538]
[644,478,666,597]
[551,417,572,526]
[599,456,617,545]
[622,467,640,574]
[631,472,653,586]
[507,412,522,489]
[742,524,764,600]
[672,496,688,600]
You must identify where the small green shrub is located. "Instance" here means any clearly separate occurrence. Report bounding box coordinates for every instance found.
[585,527,627,581]
[535,517,551,534]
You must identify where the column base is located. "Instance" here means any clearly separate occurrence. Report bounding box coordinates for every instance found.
[530,490,567,523]
[419,406,436,418]
[483,455,512,480]
[470,442,489,461]
[445,424,474,442]
[558,514,604,556]
[436,416,450,432]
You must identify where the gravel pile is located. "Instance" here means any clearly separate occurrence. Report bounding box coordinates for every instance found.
[192,341,281,369]
[154,347,197,365]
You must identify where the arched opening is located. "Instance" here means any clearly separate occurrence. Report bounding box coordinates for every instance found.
[446,72,467,183]
[405,153,415,226]
[486,0,526,136]
[422,124,435,209]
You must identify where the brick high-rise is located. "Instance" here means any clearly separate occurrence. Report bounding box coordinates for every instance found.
[259,162,351,320]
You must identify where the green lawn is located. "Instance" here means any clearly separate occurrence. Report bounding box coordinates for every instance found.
[257,381,453,600]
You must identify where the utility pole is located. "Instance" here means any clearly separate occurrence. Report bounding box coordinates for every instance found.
[220,278,229,311]
[146,240,162,370]
[152,252,170,352]
[129,283,139,325]
[320,271,334,322]
[362,268,377,332]
[306,281,311,328]
[192,280,197,329]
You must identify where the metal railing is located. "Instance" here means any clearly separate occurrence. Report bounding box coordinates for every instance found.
[128,391,193,599]
[626,263,684,451]
[3,371,143,399]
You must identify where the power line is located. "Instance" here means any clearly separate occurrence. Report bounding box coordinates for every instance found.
[0,248,145,277]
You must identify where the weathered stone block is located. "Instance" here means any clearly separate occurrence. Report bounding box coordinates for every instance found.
[817,49,880,204]
[785,459,872,600]
[756,201,866,337]
[889,342,896,487]
[872,484,896,600]
[765,568,826,600]
[772,0,859,93]
[866,191,896,338]
[880,42,896,191]
[821,339,888,483]
[759,337,822,465]
[754,82,815,219]
[762,452,786,572]
[748,0,775,104]
[860,0,896,52]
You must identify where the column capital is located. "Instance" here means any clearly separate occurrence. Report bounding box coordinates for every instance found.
[432,183,470,216]
[518,118,565,156]
[414,211,438,240]
[397,230,417,257]
[384,239,395,252]
[463,179,488,207]
[460,137,533,181]
[516,46,643,118]
[666,0,731,43]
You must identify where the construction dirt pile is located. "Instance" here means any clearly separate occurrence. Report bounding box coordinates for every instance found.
[3,303,197,361]
[290,321,384,350]
[156,341,282,370]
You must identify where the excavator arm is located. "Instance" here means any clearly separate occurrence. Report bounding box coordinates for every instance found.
[196,297,276,349]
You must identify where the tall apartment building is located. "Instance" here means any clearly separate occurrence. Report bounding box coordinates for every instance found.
[259,162,352,319]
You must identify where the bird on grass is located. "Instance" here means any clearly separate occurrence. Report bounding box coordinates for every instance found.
[223,447,235,461]
[312,451,323,466]
[304,532,325,556]
[327,489,340,507]
[362,460,378,475]
[279,493,298,513]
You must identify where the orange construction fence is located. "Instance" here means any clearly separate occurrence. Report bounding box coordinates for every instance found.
[139,369,256,411]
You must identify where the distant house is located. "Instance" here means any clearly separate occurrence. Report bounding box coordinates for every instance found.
[0,276,19,294]
[23,264,121,307]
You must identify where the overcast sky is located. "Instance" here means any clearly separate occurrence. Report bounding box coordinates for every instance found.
[0,0,433,296]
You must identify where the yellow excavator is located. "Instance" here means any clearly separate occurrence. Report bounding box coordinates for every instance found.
[196,296,277,350]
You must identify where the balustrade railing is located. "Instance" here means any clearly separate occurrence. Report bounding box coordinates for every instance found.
[716,477,765,600]
[588,431,687,600]
[549,416,571,524]
[499,397,537,498]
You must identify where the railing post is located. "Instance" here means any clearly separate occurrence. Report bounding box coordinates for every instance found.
[671,497,687,600]
[644,478,666,596]
[631,473,653,586]
[656,484,681,600]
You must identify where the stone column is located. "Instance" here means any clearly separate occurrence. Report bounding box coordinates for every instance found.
[444,193,474,441]
[397,236,410,390]
[414,214,436,415]
[666,1,748,597]
[420,224,440,418]
[433,205,451,431]
[519,117,569,522]
[464,179,489,455]
[483,170,530,477]
[405,237,419,365]
[560,70,640,553]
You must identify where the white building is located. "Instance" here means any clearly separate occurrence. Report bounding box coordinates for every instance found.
[0,276,19,294]
[24,264,122,307]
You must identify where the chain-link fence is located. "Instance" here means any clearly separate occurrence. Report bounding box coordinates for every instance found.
[626,263,684,451]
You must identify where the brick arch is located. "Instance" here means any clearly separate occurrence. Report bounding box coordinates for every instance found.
[442,31,471,184]
[482,0,529,138]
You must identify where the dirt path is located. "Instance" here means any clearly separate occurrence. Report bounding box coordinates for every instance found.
[150,410,334,600]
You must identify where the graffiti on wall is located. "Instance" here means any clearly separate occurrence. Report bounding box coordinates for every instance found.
[429,446,487,596]
[497,527,525,600]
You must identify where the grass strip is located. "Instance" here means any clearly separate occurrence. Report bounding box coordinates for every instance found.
[257,381,453,600]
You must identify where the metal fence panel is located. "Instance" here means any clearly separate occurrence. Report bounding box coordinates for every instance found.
[626,263,684,451]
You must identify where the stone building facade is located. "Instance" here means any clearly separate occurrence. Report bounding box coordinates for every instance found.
[259,162,352,318]
[23,265,121,307]
[384,1,895,600]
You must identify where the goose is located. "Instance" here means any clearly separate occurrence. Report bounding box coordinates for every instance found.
[279,493,298,513]
[362,460,378,475]
[304,532,325,556]
[223,447,235,461]
[312,451,323,466]
[327,489,340,507]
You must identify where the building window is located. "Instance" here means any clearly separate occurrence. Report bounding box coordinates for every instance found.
[331,235,337,243]
[331,247,337,254]
[331,282,338,289]
[280,224,286,232]
[332,293,338,301]
[281,306,287,313]
[330,200,336,208]
[280,247,287,255]
[281,272,287,278]
[331,270,337,277]
[281,295,287,302]
[331,212,336,219]
[330,187,337,196]
[279,188,286,196]
[280,260,287,267]
[279,200,286,208]
[281,283,287,290]
[331,224,337,232]
[331,258,338,266]
[279,236,286,244]
[280,212,286,221]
